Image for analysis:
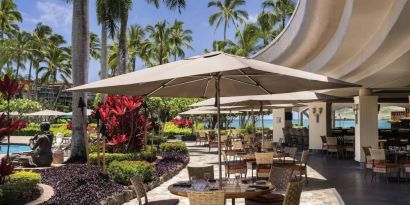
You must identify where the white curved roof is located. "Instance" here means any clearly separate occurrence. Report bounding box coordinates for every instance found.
[253,0,410,100]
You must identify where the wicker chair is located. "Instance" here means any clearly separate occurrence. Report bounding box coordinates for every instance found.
[187,191,225,205]
[320,135,327,152]
[255,152,274,179]
[130,176,179,205]
[197,132,208,145]
[262,141,273,151]
[282,180,305,205]
[369,148,400,183]
[326,137,343,159]
[222,152,247,178]
[188,166,214,180]
[245,166,293,205]
[283,147,297,164]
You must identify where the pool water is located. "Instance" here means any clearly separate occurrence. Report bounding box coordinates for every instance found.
[0,144,32,154]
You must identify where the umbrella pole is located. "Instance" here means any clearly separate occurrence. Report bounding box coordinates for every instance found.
[215,76,222,188]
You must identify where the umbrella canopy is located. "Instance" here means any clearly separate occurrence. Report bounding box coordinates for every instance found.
[68,51,359,185]
[68,52,358,97]
[190,91,340,107]
[66,109,93,116]
[25,109,68,116]
[180,108,240,115]
[0,111,20,116]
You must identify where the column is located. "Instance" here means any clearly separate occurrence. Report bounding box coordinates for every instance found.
[308,102,332,150]
[272,108,292,142]
[354,88,379,162]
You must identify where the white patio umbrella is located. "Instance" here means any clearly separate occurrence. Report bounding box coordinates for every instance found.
[66,109,93,116]
[180,108,241,115]
[68,51,359,185]
[25,109,68,116]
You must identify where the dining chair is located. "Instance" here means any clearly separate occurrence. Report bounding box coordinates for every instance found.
[130,175,179,205]
[222,151,247,178]
[255,152,274,179]
[326,137,343,159]
[369,148,400,183]
[344,136,355,159]
[282,179,305,205]
[187,191,225,205]
[361,146,373,179]
[283,147,297,164]
[188,166,214,180]
[262,141,273,151]
[320,136,327,153]
[197,132,208,145]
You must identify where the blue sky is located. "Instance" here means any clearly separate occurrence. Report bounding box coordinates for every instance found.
[15,0,263,83]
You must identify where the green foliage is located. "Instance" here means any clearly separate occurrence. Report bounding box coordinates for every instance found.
[89,152,139,165]
[164,122,191,134]
[244,122,254,134]
[0,98,42,115]
[107,161,156,184]
[146,97,201,121]
[160,142,188,154]
[14,123,72,137]
[0,171,41,205]
[139,146,157,162]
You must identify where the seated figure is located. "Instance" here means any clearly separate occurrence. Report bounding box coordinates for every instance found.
[29,122,54,167]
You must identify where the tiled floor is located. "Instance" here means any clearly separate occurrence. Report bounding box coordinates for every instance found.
[125,142,344,205]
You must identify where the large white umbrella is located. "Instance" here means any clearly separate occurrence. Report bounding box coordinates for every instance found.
[68,52,359,185]
[180,108,240,115]
[25,109,68,116]
[66,109,93,116]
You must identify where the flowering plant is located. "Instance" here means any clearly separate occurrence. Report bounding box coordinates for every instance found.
[171,117,193,128]
[97,96,148,152]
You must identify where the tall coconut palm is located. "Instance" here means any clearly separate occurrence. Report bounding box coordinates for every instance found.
[38,46,71,85]
[11,30,33,78]
[128,24,145,71]
[0,0,21,39]
[146,0,186,12]
[116,0,132,75]
[262,0,295,30]
[170,20,192,61]
[256,12,280,47]
[89,32,101,60]
[69,0,90,162]
[226,23,259,57]
[96,0,118,80]
[143,20,172,66]
[208,0,248,40]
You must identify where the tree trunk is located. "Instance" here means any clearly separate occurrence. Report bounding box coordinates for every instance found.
[15,56,20,77]
[117,10,128,74]
[100,21,108,101]
[223,20,227,41]
[68,0,90,163]
[28,60,33,99]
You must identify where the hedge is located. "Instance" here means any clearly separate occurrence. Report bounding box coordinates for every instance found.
[89,146,157,165]
[0,171,41,205]
[107,161,156,185]
[160,142,188,154]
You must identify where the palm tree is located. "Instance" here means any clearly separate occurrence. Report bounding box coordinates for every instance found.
[170,20,192,61]
[11,30,33,78]
[208,0,248,40]
[69,0,90,162]
[226,23,259,57]
[38,46,71,85]
[262,0,295,30]
[256,12,280,47]
[146,0,186,12]
[128,24,145,71]
[89,32,101,60]
[143,20,172,66]
[0,0,21,39]
[96,0,117,80]
[116,0,132,75]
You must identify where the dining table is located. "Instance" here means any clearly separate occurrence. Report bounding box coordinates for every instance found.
[168,179,274,205]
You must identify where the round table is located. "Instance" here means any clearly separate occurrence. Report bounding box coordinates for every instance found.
[168,180,274,205]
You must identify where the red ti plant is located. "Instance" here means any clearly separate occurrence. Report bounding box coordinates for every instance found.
[0,157,13,185]
[97,96,148,152]
[0,75,26,158]
[171,117,193,128]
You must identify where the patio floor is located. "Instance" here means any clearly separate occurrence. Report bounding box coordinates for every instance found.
[125,142,343,205]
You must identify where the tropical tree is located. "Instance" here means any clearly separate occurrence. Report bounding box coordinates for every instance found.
[262,0,295,30]
[0,0,21,39]
[89,32,101,60]
[38,46,71,85]
[208,0,248,40]
[127,24,145,71]
[169,20,192,61]
[225,23,260,57]
[256,12,280,47]
[10,30,33,78]
[143,20,172,66]
[116,0,132,75]
[69,0,90,163]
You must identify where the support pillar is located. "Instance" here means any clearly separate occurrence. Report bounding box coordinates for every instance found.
[354,89,379,162]
[272,108,292,142]
[308,102,332,150]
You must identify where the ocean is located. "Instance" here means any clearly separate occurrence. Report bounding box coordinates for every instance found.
[229,119,391,129]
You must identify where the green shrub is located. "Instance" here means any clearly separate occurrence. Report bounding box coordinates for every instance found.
[89,153,139,165]
[0,171,41,205]
[164,122,191,134]
[139,146,157,162]
[160,142,188,154]
[14,123,72,137]
[107,161,156,184]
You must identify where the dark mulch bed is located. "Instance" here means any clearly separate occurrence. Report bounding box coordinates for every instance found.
[39,164,126,205]
[156,153,188,177]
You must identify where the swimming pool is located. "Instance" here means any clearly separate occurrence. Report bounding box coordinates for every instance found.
[0,144,32,154]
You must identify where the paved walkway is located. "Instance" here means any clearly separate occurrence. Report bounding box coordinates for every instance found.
[125,142,344,205]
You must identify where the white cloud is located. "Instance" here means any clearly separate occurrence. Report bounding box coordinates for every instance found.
[30,0,72,31]
[246,14,258,23]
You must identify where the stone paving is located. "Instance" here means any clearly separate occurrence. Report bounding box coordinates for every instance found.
[126,142,344,205]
